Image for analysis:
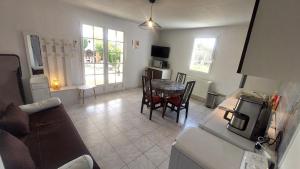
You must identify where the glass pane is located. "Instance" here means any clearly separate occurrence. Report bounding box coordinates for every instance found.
[120,53,124,63]
[116,73,123,83]
[108,64,116,74]
[108,74,116,84]
[94,27,103,39]
[108,41,116,53]
[95,64,104,74]
[82,24,93,38]
[83,38,95,63]
[94,39,104,64]
[95,75,104,85]
[189,38,216,73]
[85,75,95,86]
[85,64,94,75]
[117,31,124,42]
[116,42,123,53]
[116,64,123,73]
[108,29,116,41]
[108,52,121,63]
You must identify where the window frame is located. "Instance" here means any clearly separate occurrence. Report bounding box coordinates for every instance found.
[81,24,105,86]
[107,29,124,84]
[189,37,217,74]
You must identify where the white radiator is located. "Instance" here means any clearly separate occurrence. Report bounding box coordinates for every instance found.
[186,76,212,100]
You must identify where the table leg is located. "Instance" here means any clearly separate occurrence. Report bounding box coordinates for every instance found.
[162,95,167,118]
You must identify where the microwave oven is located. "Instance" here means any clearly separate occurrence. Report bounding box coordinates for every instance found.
[152,60,168,69]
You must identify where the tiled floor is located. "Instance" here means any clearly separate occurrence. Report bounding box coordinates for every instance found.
[65,88,212,169]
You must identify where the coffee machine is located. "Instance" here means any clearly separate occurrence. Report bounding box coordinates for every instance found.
[224,95,272,141]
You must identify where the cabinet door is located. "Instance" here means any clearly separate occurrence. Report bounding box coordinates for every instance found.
[238,0,300,82]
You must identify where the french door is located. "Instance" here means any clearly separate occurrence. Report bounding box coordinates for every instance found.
[81,24,124,92]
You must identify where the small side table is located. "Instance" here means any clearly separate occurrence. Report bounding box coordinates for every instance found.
[77,85,96,104]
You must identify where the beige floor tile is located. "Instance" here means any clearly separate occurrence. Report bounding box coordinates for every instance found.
[158,157,170,169]
[128,155,156,169]
[124,128,143,141]
[100,152,126,169]
[133,136,155,153]
[116,143,142,164]
[145,145,168,166]
[108,134,131,149]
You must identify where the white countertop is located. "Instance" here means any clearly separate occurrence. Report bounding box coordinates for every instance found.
[175,128,245,169]
[200,97,256,151]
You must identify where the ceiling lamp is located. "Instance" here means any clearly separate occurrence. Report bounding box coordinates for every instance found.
[139,0,162,30]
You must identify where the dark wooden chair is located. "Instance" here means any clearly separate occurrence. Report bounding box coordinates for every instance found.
[176,72,187,84]
[141,76,163,120]
[162,81,196,123]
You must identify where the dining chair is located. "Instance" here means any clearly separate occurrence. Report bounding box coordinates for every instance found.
[176,72,187,84]
[141,76,163,120]
[162,81,196,123]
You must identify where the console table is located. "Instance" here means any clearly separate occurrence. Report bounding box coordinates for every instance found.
[147,67,172,79]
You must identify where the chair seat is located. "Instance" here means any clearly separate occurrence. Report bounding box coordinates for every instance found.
[147,95,162,104]
[168,96,181,106]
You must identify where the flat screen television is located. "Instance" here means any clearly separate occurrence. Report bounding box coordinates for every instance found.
[151,45,170,58]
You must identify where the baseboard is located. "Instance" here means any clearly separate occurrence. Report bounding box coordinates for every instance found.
[191,95,206,103]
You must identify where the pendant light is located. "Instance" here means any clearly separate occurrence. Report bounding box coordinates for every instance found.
[139,0,162,30]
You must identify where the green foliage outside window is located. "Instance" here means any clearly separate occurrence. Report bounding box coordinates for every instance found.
[82,37,122,73]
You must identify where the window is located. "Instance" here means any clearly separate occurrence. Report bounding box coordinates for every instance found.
[82,24,104,86]
[189,38,216,73]
[107,29,124,84]
[81,25,124,87]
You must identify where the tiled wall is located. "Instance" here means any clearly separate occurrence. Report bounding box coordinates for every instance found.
[275,82,300,164]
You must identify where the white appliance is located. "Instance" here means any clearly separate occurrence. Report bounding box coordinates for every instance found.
[152,59,168,69]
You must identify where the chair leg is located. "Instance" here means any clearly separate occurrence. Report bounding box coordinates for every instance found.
[185,103,189,120]
[141,97,144,113]
[176,108,180,123]
[171,105,175,111]
[185,107,189,120]
[149,106,153,120]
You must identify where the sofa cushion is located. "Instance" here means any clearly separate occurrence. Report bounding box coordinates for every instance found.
[0,130,36,169]
[19,97,62,114]
[0,103,30,137]
[23,105,100,169]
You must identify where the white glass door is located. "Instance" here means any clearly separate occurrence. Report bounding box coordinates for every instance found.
[82,25,124,92]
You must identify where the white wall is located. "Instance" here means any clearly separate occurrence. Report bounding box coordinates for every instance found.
[0,0,157,103]
[279,124,300,169]
[158,25,248,95]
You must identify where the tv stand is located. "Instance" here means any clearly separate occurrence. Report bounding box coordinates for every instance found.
[147,67,172,79]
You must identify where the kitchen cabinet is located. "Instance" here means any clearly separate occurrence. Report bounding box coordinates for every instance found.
[238,0,300,82]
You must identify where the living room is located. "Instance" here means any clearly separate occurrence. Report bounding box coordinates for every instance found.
[0,0,299,169]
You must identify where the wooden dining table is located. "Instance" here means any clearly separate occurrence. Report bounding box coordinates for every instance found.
[151,79,185,95]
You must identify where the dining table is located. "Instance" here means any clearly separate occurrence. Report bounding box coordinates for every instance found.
[151,79,185,96]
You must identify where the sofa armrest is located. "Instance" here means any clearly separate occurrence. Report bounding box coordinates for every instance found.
[19,97,62,114]
[58,155,93,169]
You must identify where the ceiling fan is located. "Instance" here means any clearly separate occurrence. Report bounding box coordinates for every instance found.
[139,0,162,30]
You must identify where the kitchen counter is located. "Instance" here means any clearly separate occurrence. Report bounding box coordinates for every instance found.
[200,97,256,151]
[200,96,277,165]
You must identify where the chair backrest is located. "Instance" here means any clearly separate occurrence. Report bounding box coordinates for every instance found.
[142,75,153,98]
[180,81,196,105]
[176,72,187,84]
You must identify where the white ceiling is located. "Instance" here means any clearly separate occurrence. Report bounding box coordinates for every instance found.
[61,0,256,29]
